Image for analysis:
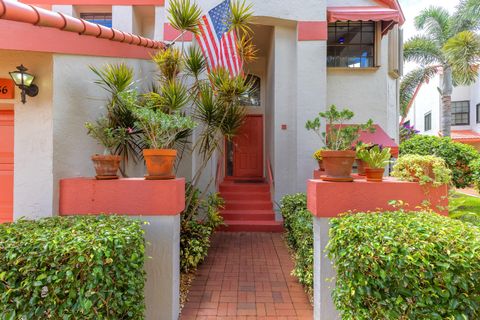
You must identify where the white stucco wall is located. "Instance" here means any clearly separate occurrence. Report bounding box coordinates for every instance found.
[0,51,54,220]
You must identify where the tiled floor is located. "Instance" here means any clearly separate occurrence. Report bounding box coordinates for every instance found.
[180,232,313,320]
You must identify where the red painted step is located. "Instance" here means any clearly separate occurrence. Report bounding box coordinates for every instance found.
[224,200,273,211]
[220,192,271,201]
[219,220,284,233]
[218,180,283,232]
[221,210,275,221]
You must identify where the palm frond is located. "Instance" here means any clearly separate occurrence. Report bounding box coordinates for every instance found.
[404,36,444,65]
[452,0,480,33]
[209,68,252,104]
[444,31,480,86]
[90,63,135,96]
[229,0,254,35]
[400,66,440,117]
[160,80,190,112]
[414,6,452,45]
[237,34,258,64]
[168,0,202,34]
[184,45,207,79]
[221,105,247,139]
[152,48,183,82]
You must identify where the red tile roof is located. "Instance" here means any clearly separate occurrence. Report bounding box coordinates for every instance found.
[451,130,480,142]
[0,0,165,50]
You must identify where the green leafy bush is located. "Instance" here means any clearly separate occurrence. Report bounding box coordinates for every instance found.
[469,158,480,193]
[327,211,480,319]
[180,185,224,273]
[400,135,480,188]
[0,215,146,319]
[391,154,452,186]
[280,194,313,293]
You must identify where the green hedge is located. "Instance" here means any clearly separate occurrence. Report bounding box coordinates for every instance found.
[0,215,146,319]
[280,194,313,293]
[327,211,480,319]
[399,135,480,188]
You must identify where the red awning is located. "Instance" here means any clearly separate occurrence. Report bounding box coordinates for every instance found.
[327,6,404,34]
[327,124,398,157]
[451,130,480,143]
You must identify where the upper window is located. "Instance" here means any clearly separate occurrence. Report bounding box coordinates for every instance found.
[424,111,432,131]
[451,101,470,126]
[327,21,375,68]
[240,74,261,107]
[80,13,112,28]
[477,104,480,123]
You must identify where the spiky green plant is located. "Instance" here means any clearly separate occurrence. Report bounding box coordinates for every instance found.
[168,0,202,35]
[401,3,480,137]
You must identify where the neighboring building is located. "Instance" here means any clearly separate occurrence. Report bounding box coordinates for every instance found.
[403,73,480,150]
[0,0,404,224]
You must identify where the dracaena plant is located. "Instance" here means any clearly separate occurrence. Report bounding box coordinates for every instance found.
[305,105,375,151]
[357,145,392,169]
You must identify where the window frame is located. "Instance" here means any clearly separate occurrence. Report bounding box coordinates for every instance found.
[327,21,378,69]
[424,111,432,132]
[451,101,470,126]
[477,103,480,124]
[79,12,113,28]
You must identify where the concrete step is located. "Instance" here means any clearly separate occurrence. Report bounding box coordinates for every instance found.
[220,192,271,201]
[219,183,270,193]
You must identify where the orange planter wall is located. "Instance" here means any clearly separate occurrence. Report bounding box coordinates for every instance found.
[307,177,448,218]
[59,177,185,216]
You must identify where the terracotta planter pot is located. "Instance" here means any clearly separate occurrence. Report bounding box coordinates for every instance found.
[91,154,121,180]
[321,150,356,182]
[143,149,177,180]
[356,159,368,176]
[365,168,385,182]
[317,160,325,171]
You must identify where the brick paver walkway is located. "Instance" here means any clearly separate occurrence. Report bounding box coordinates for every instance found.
[180,232,313,319]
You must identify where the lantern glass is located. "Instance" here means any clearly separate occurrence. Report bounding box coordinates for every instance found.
[9,71,35,87]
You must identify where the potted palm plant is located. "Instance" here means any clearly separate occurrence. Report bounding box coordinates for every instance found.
[306,105,374,182]
[355,142,373,176]
[357,145,391,182]
[85,118,127,179]
[132,107,196,179]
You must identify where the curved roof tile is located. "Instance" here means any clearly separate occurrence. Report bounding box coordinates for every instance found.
[0,0,165,50]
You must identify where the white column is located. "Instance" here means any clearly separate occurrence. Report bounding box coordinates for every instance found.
[112,6,134,34]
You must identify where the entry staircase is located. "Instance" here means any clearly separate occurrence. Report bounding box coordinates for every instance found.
[218,179,283,232]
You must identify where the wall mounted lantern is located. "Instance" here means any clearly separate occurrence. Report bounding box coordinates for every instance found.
[9,65,39,104]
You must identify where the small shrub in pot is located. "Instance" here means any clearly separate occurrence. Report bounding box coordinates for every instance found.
[306,105,374,182]
[357,145,391,182]
[391,154,452,186]
[85,117,128,179]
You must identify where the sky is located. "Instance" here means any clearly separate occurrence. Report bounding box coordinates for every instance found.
[398,0,459,72]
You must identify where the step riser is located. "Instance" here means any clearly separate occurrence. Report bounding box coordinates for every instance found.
[219,185,270,193]
[225,203,273,210]
[220,193,271,201]
[221,212,275,221]
[219,224,284,233]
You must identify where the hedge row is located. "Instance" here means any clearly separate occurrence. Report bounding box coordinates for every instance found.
[327,211,480,319]
[0,215,146,319]
[280,193,313,293]
[400,135,480,188]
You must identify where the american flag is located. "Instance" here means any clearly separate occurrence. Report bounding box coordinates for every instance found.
[196,0,243,76]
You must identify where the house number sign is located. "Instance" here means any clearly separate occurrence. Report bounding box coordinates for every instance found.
[0,79,15,99]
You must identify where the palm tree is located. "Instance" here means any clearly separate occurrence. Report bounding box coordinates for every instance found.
[400,0,480,137]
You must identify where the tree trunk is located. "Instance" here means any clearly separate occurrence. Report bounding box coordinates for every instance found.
[441,65,453,137]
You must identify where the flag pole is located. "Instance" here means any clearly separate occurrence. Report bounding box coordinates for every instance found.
[165,30,188,48]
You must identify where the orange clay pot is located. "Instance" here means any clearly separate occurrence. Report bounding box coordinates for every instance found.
[91,154,121,180]
[321,150,356,182]
[143,149,177,180]
[365,168,385,182]
[356,159,368,176]
[317,160,325,171]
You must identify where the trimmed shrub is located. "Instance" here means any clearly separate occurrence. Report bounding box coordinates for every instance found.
[327,211,480,319]
[280,194,313,292]
[470,158,480,193]
[399,135,480,188]
[180,186,224,273]
[0,215,146,319]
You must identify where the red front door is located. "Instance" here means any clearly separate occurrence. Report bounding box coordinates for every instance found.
[232,115,263,178]
[0,110,14,223]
